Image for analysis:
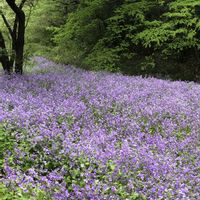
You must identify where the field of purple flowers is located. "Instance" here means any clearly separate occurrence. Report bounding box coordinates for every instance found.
[0,57,200,199]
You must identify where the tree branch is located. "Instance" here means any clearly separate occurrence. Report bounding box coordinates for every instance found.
[19,0,27,9]
[25,6,33,28]
[1,13,13,38]
[12,0,28,37]
[6,0,23,16]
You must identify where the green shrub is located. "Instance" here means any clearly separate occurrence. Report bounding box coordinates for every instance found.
[81,0,157,72]
[53,0,122,66]
[83,42,121,72]
[136,0,200,55]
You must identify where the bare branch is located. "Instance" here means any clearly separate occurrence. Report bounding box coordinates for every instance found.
[25,6,33,28]
[1,13,13,38]
[19,0,27,9]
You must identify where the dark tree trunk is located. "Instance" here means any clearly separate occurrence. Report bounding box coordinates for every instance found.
[0,0,30,75]
[15,11,25,74]
[0,31,11,74]
[5,0,26,75]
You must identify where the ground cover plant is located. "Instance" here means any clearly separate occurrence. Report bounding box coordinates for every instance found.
[0,57,200,199]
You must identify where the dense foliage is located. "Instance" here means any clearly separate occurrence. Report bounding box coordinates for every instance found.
[25,0,200,81]
[0,57,200,199]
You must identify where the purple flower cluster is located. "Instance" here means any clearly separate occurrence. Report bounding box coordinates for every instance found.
[0,57,200,199]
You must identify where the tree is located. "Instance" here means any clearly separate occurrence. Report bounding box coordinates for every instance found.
[0,0,35,74]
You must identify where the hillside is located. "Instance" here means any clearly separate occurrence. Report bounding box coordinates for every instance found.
[0,58,200,199]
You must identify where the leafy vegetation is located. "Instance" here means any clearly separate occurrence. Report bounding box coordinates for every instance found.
[0,0,200,79]
[24,0,200,80]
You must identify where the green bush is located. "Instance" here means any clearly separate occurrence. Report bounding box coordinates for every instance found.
[53,0,122,66]
[136,0,200,55]
[83,42,121,72]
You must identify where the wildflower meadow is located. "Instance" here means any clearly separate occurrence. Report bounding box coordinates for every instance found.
[0,57,200,199]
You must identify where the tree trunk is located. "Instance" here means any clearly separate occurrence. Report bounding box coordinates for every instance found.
[15,11,25,74]
[0,31,11,74]
[5,0,26,75]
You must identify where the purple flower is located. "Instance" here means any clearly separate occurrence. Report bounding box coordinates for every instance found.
[0,57,199,199]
